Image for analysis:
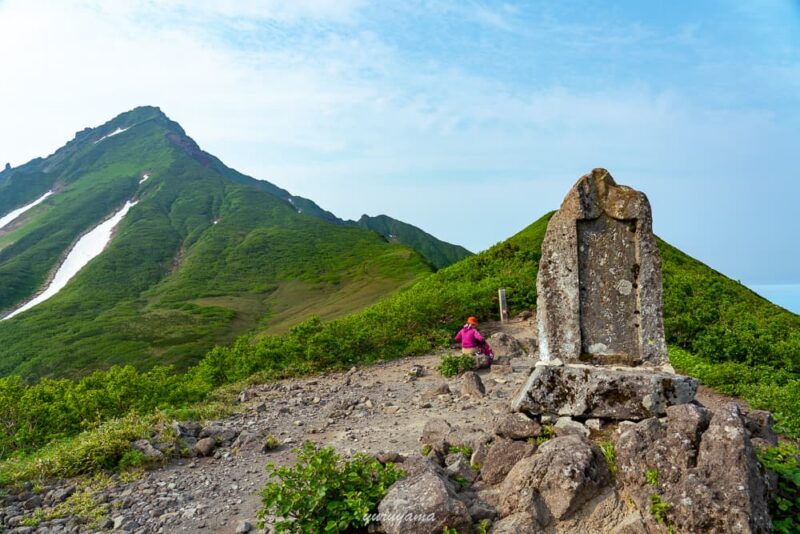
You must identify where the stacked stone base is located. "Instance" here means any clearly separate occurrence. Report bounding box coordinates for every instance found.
[379,401,775,534]
[511,360,698,420]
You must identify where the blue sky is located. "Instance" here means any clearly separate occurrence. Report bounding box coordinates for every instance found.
[1,1,798,311]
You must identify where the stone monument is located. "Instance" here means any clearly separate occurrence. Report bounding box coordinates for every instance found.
[512,169,697,420]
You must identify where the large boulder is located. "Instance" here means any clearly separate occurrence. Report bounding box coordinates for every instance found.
[511,362,697,420]
[491,512,541,533]
[198,424,238,445]
[487,332,526,359]
[479,438,535,485]
[232,430,264,451]
[461,371,485,398]
[194,437,216,457]
[497,435,611,521]
[420,419,452,446]
[693,403,771,532]
[614,402,772,533]
[131,440,164,462]
[378,463,472,534]
[493,413,542,440]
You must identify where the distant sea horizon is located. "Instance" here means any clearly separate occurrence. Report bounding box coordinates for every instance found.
[745,283,800,315]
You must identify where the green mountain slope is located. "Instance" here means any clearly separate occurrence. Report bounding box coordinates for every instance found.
[0,107,444,379]
[354,214,472,269]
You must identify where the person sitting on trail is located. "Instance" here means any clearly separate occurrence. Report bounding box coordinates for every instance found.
[455,316,493,362]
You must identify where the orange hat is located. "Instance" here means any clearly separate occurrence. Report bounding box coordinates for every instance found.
[467,316,478,325]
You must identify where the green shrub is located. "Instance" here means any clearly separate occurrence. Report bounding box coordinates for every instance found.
[0,413,153,486]
[645,468,659,486]
[116,449,147,471]
[649,493,672,525]
[599,441,617,476]
[660,240,800,372]
[447,445,473,460]
[262,435,281,452]
[670,346,800,438]
[437,354,476,378]
[530,424,555,445]
[257,441,405,533]
[756,444,800,534]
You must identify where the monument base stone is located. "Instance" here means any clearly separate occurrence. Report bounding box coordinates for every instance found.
[511,361,698,421]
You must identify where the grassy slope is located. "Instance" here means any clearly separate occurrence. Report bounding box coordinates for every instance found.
[0,115,172,310]
[0,109,433,380]
[355,214,473,269]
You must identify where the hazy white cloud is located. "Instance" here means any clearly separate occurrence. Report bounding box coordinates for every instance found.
[81,0,366,23]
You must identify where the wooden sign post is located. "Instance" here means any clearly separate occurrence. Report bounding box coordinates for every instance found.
[498,288,509,322]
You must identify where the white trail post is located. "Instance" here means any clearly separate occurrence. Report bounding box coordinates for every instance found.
[498,288,509,323]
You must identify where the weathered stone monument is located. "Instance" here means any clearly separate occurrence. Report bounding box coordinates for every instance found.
[512,169,698,420]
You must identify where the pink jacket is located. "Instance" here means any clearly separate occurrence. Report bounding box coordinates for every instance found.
[455,325,485,348]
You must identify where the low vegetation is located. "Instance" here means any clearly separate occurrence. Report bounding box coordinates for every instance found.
[21,473,115,529]
[599,441,618,476]
[662,240,800,436]
[756,444,800,534]
[670,347,800,437]
[648,493,674,532]
[645,468,660,486]
[447,445,473,460]
[257,441,404,533]
[437,354,477,377]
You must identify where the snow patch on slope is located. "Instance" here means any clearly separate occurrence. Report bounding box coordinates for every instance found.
[94,127,130,144]
[139,173,150,184]
[3,200,138,320]
[0,190,54,230]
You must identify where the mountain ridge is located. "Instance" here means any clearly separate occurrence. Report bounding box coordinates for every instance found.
[354,214,472,269]
[0,106,469,379]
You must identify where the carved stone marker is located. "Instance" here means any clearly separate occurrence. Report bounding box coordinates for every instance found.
[513,169,696,421]
[536,168,667,367]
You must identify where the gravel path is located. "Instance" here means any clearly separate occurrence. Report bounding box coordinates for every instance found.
[138,354,534,533]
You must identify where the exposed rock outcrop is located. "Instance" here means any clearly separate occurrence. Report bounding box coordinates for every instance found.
[460,371,485,398]
[487,332,526,359]
[615,402,772,533]
[493,413,542,440]
[496,435,612,522]
[378,462,472,534]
